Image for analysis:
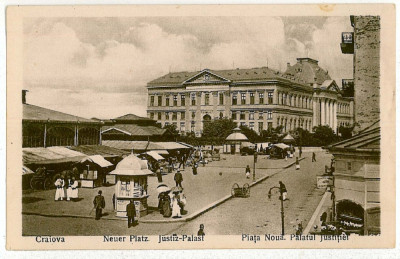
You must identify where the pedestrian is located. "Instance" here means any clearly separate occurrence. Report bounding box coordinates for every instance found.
[245,165,251,179]
[112,193,116,211]
[162,193,172,217]
[157,167,163,183]
[179,190,187,215]
[93,190,105,220]
[54,177,65,201]
[158,192,165,214]
[70,177,79,201]
[66,177,73,201]
[299,146,302,158]
[312,152,316,162]
[295,219,303,235]
[192,162,198,175]
[279,181,288,201]
[320,211,327,226]
[174,170,183,188]
[295,157,300,170]
[126,199,136,228]
[171,192,182,218]
[197,224,205,236]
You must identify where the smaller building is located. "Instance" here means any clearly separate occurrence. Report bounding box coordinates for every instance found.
[110,155,152,218]
[23,103,102,148]
[101,113,169,141]
[223,128,248,154]
[328,121,380,235]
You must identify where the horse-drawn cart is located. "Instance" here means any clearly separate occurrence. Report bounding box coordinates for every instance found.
[231,183,250,198]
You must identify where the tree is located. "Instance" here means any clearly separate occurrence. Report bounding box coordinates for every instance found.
[239,125,260,143]
[338,125,354,140]
[312,125,338,146]
[260,125,283,143]
[202,118,237,139]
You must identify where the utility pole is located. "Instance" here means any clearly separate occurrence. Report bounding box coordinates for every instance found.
[268,186,285,235]
[253,152,257,182]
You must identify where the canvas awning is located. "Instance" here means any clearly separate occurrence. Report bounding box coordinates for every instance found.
[80,155,113,168]
[273,143,290,150]
[23,147,86,165]
[146,151,165,161]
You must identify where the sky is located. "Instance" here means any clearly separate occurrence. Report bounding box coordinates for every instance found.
[23,16,354,119]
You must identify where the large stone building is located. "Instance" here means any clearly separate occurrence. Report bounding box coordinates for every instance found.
[147,57,354,136]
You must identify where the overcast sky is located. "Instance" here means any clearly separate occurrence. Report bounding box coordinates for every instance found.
[23,16,353,119]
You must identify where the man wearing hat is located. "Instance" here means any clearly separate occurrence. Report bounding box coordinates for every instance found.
[174,170,183,188]
[93,190,105,220]
[126,199,137,228]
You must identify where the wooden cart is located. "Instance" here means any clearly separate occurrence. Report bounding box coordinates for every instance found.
[231,183,250,198]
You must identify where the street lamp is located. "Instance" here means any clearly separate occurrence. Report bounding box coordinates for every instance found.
[268,186,285,235]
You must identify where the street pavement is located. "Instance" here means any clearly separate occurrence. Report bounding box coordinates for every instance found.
[22,155,296,222]
[22,151,331,236]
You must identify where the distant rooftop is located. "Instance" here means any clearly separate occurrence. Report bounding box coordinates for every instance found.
[23,103,100,124]
[284,57,331,85]
[114,113,153,122]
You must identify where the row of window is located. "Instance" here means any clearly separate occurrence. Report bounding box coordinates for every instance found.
[162,121,274,133]
[231,111,273,120]
[338,103,351,114]
[231,92,274,105]
[277,92,312,109]
[149,92,276,107]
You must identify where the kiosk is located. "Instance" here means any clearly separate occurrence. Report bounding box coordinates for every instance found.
[109,154,153,218]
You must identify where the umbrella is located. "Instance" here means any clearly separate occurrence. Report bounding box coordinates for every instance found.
[157,184,170,193]
[170,186,183,193]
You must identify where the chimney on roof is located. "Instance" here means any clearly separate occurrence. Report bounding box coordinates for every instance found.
[287,62,290,68]
[22,90,28,104]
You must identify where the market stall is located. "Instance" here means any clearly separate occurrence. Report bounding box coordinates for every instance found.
[79,155,113,188]
[109,154,153,218]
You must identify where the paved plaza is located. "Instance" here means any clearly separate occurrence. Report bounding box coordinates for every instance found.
[22,151,330,236]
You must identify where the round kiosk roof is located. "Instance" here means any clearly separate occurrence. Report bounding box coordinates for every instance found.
[226,128,248,141]
[109,154,153,176]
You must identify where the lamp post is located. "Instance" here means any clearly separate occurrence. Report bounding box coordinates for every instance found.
[268,186,285,235]
[253,152,257,182]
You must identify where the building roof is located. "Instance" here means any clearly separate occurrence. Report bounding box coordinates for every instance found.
[284,58,331,85]
[328,122,380,152]
[67,145,129,158]
[113,113,153,121]
[23,147,87,165]
[102,140,191,151]
[148,67,308,87]
[23,104,100,124]
[80,155,113,168]
[102,124,166,137]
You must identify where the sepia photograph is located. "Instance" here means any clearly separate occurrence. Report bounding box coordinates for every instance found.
[6,4,396,250]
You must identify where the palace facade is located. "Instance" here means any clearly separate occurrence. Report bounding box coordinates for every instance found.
[147,58,354,136]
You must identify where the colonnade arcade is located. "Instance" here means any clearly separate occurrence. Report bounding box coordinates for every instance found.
[312,97,338,132]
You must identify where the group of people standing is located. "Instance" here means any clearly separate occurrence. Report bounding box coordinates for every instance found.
[54,176,79,201]
[158,190,187,218]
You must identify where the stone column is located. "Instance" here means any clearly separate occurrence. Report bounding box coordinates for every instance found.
[321,98,325,125]
[312,98,317,127]
[330,101,334,130]
[333,101,338,133]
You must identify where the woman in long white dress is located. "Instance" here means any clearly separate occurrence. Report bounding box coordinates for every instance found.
[66,177,73,201]
[171,192,182,218]
[71,177,79,201]
[54,178,65,201]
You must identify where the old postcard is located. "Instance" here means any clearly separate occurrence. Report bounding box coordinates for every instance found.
[6,4,395,250]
